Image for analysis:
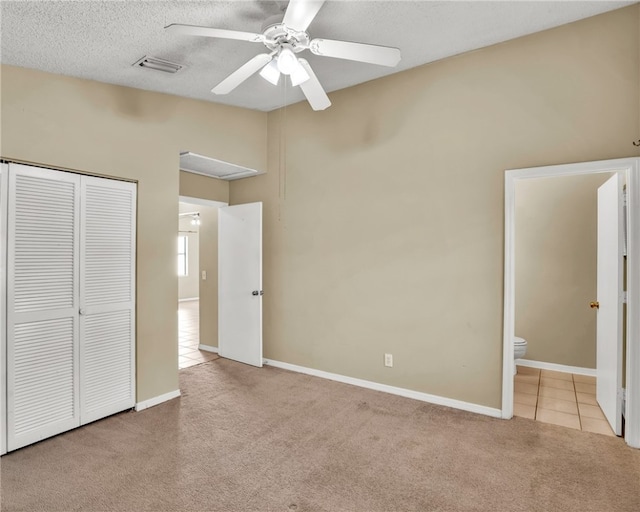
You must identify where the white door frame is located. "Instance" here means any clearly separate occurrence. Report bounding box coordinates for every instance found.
[502,157,640,448]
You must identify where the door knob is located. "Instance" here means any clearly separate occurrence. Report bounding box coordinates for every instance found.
[252,290,264,296]
[590,301,599,309]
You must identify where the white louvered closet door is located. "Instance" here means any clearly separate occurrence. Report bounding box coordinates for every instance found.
[79,176,136,424]
[7,164,81,451]
[1,163,8,456]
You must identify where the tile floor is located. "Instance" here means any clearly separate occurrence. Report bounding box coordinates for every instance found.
[514,365,615,436]
[178,300,219,369]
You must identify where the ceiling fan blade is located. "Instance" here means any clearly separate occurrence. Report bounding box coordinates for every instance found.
[310,38,401,67]
[165,24,264,43]
[297,59,331,111]
[212,54,273,95]
[283,0,326,32]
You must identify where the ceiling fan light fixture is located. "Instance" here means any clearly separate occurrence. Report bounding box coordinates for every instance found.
[259,59,281,85]
[179,211,202,225]
[290,60,310,86]
[276,46,297,75]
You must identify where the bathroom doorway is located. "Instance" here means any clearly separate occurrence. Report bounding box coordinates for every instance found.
[513,173,613,434]
[502,158,640,448]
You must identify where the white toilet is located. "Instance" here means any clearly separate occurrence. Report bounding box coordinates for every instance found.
[513,337,527,375]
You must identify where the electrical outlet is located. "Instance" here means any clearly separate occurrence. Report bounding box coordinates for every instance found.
[384,353,393,367]
[201,270,207,280]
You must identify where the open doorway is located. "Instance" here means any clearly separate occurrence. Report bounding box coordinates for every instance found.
[512,173,614,435]
[177,198,224,369]
[502,158,640,449]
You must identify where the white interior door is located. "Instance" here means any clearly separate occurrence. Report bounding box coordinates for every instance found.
[596,173,624,436]
[7,164,81,451]
[218,202,263,367]
[79,176,136,424]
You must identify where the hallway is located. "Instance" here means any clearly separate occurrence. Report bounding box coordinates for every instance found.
[178,300,218,369]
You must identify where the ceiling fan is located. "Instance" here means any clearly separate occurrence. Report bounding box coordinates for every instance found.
[166,0,401,111]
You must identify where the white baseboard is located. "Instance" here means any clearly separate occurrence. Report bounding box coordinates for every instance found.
[135,389,181,411]
[517,359,596,377]
[263,359,502,419]
[198,344,218,353]
[178,297,199,303]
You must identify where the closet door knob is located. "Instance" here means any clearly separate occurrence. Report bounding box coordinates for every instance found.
[79,308,86,315]
[590,301,599,309]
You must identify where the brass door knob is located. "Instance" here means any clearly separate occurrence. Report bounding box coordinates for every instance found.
[590,301,599,309]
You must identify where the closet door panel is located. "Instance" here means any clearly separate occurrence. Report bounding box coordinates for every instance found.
[7,164,80,451]
[13,318,75,434]
[1,163,8,456]
[14,176,76,313]
[82,310,133,416]
[80,177,136,424]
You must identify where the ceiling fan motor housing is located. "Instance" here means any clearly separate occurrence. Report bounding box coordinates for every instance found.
[262,20,310,53]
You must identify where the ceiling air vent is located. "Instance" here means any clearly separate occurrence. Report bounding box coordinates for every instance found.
[179,152,264,181]
[133,55,183,73]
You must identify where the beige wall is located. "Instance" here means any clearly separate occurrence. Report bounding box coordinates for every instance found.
[515,173,612,369]
[231,6,640,409]
[179,170,229,204]
[0,65,267,402]
[197,204,219,348]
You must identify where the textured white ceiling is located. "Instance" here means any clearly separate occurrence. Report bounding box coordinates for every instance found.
[0,1,635,112]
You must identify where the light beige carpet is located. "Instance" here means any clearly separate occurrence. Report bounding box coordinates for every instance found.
[1,358,639,511]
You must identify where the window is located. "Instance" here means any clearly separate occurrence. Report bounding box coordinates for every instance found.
[177,235,188,276]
